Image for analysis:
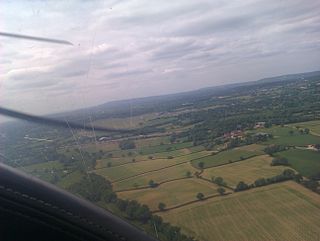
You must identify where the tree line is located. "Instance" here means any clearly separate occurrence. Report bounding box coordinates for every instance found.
[69,173,196,241]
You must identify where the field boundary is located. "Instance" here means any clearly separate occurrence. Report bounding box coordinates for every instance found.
[109,154,213,183]
[94,148,207,170]
[115,176,192,192]
[152,192,232,214]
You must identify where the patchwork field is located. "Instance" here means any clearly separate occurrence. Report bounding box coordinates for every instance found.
[113,162,199,191]
[191,144,265,169]
[118,178,220,211]
[275,149,320,177]
[160,181,320,241]
[202,155,293,188]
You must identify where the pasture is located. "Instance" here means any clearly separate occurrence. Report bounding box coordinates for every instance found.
[118,178,220,211]
[275,149,320,177]
[160,181,320,241]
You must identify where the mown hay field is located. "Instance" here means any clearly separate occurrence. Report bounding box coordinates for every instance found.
[94,157,190,182]
[160,181,320,241]
[113,162,199,191]
[202,155,293,187]
[118,178,220,211]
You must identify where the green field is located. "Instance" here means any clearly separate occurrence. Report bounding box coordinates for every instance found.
[192,144,265,169]
[160,182,320,241]
[118,178,220,211]
[113,162,199,191]
[251,126,320,146]
[202,155,293,187]
[275,149,320,177]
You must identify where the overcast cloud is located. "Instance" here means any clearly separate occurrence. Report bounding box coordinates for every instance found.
[1,0,320,116]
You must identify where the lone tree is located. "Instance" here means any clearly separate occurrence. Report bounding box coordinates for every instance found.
[213,176,224,186]
[158,202,166,211]
[148,180,158,188]
[196,192,205,200]
[304,128,310,134]
[198,162,204,169]
[217,187,226,195]
[186,171,192,178]
[107,162,112,168]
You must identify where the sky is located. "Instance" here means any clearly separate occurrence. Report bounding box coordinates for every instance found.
[1,0,320,117]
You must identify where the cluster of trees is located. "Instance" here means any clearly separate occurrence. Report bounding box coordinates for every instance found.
[119,140,136,150]
[69,173,195,241]
[116,199,151,223]
[235,169,298,192]
[69,173,116,202]
[296,128,310,135]
[301,172,320,193]
[271,157,289,166]
[301,179,319,193]
[264,145,286,155]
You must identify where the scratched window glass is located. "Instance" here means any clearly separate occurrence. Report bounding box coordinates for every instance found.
[1,1,320,241]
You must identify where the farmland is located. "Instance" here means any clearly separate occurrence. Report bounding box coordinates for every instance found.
[160,182,320,241]
[113,162,198,191]
[202,155,293,188]
[275,149,320,177]
[288,120,320,136]
[250,126,320,146]
[94,156,190,182]
[4,71,320,241]
[118,178,221,211]
[191,144,265,169]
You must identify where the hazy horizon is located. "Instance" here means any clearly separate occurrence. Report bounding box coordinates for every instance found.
[1,0,320,118]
